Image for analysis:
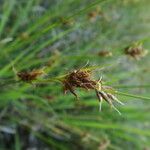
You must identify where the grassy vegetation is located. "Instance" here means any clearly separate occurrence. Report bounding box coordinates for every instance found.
[0,0,150,149]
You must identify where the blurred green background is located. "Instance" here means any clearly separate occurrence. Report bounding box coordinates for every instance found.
[0,0,150,149]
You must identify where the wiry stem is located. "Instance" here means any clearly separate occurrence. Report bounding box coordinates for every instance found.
[113,85,150,89]
[116,91,150,100]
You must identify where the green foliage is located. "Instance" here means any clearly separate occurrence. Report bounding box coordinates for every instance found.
[0,0,150,149]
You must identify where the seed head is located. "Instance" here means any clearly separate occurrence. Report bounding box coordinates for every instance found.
[124,43,148,60]
[62,68,124,114]
[17,69,45,82]
[98,50,112,57]
[63,69,97,99]
[88,8,100,22]
[60,17,75,27]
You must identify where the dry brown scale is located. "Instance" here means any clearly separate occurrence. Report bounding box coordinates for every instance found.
[63,69,96,99]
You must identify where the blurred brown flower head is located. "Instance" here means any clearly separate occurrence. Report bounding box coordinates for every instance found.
[17,68,45,82]
[124,43,148,60]
[60,17,75,27]
[98,50,112,57]
[88,7,102,22]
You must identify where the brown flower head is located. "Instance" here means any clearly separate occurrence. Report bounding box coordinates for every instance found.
[88,9,99,22]
[63,69,97,99]
[98,50,112,57]
[17,68,45,82]
[60,17,75,27]
[124,43,148,60]
[88,7,109,22]
[63,68,124,114]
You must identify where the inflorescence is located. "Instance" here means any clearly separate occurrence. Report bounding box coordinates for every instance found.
[62,69,124,114]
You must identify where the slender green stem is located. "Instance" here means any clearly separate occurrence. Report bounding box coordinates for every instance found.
[67,0,106,19]
[0,0,106,56]
[34,78,62,84]
[116,91,150,100]
[113,85,150,89]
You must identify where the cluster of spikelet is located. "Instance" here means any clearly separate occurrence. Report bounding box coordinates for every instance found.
[62,68,124,114]
[124,43,148,60]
